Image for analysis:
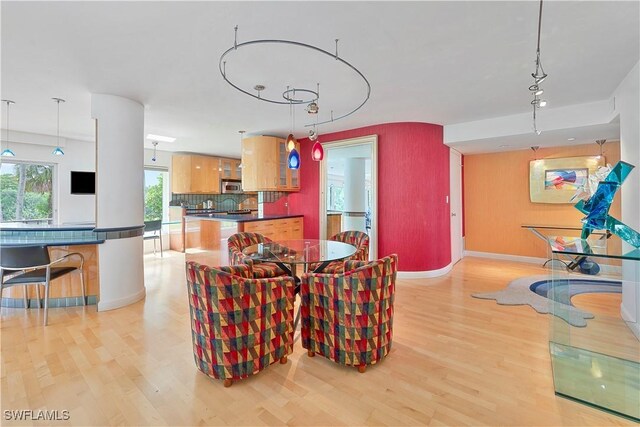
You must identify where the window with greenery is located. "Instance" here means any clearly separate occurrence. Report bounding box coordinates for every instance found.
[328,183,344,212]
[144,169,167,221]
[0,162,54,223]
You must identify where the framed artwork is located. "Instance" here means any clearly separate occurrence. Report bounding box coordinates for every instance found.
[530,156,605,204]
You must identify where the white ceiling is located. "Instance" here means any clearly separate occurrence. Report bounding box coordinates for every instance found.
[2,1,638,157]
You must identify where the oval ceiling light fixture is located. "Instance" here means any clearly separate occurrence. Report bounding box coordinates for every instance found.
[219,27,370,128]
[52,97,65,156]
[567,137,576,141]
[287,147,300,170]
[1,100,16,157]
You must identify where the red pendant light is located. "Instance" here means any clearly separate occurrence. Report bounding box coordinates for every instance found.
[311,141,324,161]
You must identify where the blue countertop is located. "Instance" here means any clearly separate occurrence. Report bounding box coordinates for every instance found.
[185,213,303,223]
[0,222,96,231]
[0,238,105,247]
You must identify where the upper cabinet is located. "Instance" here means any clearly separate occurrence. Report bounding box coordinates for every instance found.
[171,154,224,194]
[220,158,242,181]
[241,136,300,192]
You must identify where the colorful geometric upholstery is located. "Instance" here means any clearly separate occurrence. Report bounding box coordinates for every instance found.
[310,230,370,273]
[332,230,370,261]
[228,232,288,279]
[300,254,398,371]
[186,262,295,386]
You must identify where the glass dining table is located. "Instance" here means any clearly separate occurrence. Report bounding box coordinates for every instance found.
[243,239,357,339]
[242,239,357,283]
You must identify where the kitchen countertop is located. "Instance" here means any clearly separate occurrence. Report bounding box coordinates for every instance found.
[0,222,96,231]
[185,213,303,223]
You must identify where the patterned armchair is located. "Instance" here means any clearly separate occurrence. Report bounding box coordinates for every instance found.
[310,230,370,274]
[227,232,288,279]
[186,262,295,387]
[300,254,398,373]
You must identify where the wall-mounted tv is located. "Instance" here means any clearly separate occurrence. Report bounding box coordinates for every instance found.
[70,171,95,195]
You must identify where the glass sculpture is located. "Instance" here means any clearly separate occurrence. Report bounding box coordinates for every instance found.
[574,161,640,248]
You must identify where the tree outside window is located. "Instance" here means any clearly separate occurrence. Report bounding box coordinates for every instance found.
[1,162,53,223]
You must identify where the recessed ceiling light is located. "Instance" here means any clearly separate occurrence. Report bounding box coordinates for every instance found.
[146,134,176,143]
[567,137,576,141]
[499,144,511,148]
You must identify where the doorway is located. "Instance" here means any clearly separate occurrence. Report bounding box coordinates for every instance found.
[319,135,378,260]
[450,149,463,264]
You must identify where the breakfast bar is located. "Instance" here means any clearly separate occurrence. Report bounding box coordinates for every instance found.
[0,223,103,308]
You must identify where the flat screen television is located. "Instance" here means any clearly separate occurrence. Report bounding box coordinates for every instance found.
[70,171,95,195]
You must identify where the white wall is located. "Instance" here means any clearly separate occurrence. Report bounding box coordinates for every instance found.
[0,132,95,224]
[613,61,640,339]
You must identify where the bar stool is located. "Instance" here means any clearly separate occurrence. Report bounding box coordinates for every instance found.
[0,245,85,326]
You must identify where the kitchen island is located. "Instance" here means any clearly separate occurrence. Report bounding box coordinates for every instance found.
[183,213,303,265]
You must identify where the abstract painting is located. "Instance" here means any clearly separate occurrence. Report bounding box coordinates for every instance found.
[530,156,604,204]
[544,168,588,190]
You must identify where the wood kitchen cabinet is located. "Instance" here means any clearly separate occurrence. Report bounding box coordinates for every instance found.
[241,136,300,192]
[171,154,221,194]
[220,158,242,180]
[241,217,303,241]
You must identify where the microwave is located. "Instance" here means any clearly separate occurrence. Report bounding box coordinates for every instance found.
[221,179,242,194]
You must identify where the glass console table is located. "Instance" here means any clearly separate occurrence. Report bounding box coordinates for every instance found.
[547,235,639,421]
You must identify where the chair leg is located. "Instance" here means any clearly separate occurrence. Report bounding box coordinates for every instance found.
[36,285,42,309]
[153,238,157,255]
[223,379,233,388]
[23,285,29,309]
[80,268,86,306]
[43,281,50,326]
[159,235,163,258]
[307,350,315,357]
[279,355,288,364]
[358,365,367,373]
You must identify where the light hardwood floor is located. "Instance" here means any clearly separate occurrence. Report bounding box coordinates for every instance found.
[1,253,636,426]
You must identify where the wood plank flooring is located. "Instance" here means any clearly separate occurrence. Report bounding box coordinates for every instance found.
[1,253,636,426]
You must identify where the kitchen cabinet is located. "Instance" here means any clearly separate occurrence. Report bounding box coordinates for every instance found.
[277,139,300,191]
[242,217,303,241]
[241,136,300,192]
[220,158,242,181]
[171,154,224,194]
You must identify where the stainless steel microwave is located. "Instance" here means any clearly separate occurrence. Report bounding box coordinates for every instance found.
[221,179,242,194]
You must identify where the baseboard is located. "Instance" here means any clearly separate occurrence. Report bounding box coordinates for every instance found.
[620,303,640,340]
[97,287,146,312]
[397,263,453,279]
[464,251,547,265]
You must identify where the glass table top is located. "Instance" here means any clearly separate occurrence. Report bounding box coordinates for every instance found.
[548,235,640,261]
[242,239,356,264]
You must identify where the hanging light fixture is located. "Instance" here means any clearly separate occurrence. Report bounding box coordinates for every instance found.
[287,147,300,169]
[1,100,16,157]
[595,139,606,159]
[311,139,324,161]
[286,86,297,152]
[51,97,66,156]
[530,0,548,135]
[151,141,159,162]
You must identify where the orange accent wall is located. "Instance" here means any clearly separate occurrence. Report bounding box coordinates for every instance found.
[464,142,621,258]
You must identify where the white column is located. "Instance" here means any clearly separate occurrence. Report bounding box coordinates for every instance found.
[343,158,366,232]
[92,94,145,311]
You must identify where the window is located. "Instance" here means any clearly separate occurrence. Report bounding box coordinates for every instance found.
[328,183,344,211]
[0,161,55,224]
[144,168,169,221]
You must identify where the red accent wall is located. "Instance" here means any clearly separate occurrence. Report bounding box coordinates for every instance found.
[289,122,450,272]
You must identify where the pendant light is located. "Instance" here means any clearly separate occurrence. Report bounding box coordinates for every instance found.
[151,141,158,162]
[287,147,300,170]
[1,100,16,157]
[286,86,297,152]
[52,97,65,156]
[311,124,323,161]
[595,139,606,159]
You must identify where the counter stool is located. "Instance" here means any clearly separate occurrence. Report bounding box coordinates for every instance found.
[0,245,85,326]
